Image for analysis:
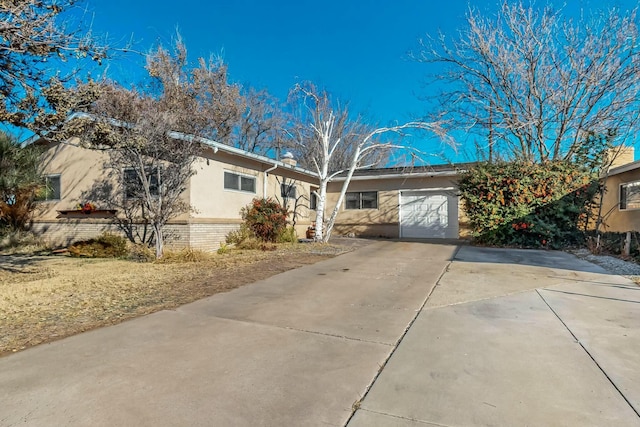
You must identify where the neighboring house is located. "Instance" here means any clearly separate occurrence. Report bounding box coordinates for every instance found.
[32,135,318,250]
[599,147,640,233]
[325,164,473,239]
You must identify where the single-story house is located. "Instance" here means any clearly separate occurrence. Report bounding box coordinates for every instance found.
[327,165,472,239]
[30,132,472,249]
[32,135,319,251]
[599,147,640,233]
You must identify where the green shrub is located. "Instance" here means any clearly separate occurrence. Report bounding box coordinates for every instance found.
[225,223,253,245]
[459,161,600,249]
[68,232,129,258]
[277,226,297,243]
[240,198,289,243]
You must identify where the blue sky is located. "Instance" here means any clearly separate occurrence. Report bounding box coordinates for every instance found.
[75,0,638,164]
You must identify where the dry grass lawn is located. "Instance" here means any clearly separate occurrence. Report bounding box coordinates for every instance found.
[0,242,359,356]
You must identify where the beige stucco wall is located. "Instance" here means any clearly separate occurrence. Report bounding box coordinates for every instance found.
[325,175,463,239]
[38,139,112,220]
[35,139,469,245]
[189,149,317,238]
[35,140,319,248]
[606,146,635,169]
[600,168,640,233]
[37,140,190,222]
[190,152,262,220]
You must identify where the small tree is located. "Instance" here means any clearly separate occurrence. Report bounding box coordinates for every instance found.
[0,132,44,231]
[287,83,448,242]
[60,38,242,258]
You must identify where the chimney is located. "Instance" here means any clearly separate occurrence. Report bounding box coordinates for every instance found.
[281,151,297,167]
[607,146,635,169]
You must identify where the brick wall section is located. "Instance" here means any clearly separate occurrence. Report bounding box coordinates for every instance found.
[31,221,121,248]
[188,223,240,251]
[32,220,240,252]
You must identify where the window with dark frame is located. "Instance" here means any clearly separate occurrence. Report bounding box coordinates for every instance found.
[124,168,160,199]
[224,171,256,193]
[281,182,296,199]
[309,190,318,210]
[620,181,640,210]
[345,191,378,210]
[38,174,61,201]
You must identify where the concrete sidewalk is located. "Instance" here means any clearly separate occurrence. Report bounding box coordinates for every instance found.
[349,246,640,426]
[0,241,457,427]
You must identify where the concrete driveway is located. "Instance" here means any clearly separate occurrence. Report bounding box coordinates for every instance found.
[349,245,640,427]
[1,241,639,426]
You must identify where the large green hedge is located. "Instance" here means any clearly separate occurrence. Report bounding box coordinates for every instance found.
[459,161,600,249]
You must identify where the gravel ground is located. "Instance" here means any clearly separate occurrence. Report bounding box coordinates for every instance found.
[571,248,640,280]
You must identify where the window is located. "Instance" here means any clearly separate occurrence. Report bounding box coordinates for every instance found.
[281,182,296,199]
[620,181,640,210]
[124,168,160,199]
[345,191,378,210]
[224,171,256,193]
[309,190,318,210]
[38,175,61,201]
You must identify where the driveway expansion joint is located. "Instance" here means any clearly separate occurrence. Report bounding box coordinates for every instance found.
[187,311,397,346]
[344,245,462,427]
[536,289,640,420]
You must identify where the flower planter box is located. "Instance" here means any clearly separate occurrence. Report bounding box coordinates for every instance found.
[57,209,117,217]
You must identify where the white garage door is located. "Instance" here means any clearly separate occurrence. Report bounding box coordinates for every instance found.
[400,191,458,239]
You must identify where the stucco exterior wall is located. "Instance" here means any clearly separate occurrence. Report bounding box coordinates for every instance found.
[34,140,318,249]
[190,150,316,228]
[601,168,640,233]
[38,140,191,221]
[325,175,462,239]
[190,153,262,220]
[38,139,112,220]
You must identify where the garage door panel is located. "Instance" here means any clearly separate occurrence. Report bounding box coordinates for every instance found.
[400,192,458,239]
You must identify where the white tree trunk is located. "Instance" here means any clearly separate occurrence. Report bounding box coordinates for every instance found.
[323,146,362,243]
[154,223,164,259]
[314,180,327,242]
[290,84,449,245]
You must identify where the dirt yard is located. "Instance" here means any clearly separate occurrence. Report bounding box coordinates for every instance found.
[0,241,367,356]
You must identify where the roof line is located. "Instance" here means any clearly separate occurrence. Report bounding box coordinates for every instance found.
[607,160,640,177]
[331,170,465,181]
[24,112,319,178]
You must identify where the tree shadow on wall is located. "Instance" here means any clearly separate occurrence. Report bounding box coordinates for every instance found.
[78,169,154,246]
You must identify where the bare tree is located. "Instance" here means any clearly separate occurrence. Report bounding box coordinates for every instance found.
[416,1,640,163]
[60,39,242,258]
[0,0,107,129]
[288,83,448,242]
[232,88,285,156]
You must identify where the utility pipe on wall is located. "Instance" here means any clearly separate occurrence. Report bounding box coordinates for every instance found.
[263,163,278,198]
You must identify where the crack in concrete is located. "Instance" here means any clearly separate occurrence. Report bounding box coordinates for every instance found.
[280,326,396,347]
[354,408,455,426]
[542,288,640,304]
